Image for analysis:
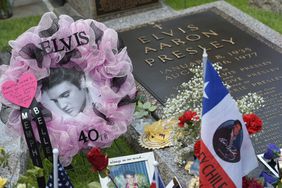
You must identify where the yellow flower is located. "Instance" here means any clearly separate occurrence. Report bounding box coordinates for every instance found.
[187,176,199,188]
[0,177,7,188]
[184,161,193,171]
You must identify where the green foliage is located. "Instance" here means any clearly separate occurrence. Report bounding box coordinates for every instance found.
[0,147,10,168]
[103,137,135,157]
[17,166,44,188]
[67,137,134,187]
[134,100,157,119]
[277,181,282,188]
[42,158,52,179]
[0,16,41,52]
[67,152,100,188]
[88,181,102,188]
[17,137,135,187]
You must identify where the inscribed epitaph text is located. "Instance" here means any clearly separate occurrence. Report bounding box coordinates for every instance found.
[120,10,282,152]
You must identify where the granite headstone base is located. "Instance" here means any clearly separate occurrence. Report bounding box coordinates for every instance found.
[0,121,28,187]
[0,54,29,187]
[123,117,193,188]
[111,1,282,187]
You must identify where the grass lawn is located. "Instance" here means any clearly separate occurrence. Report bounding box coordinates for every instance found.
[67,137,135,188]
[0,16,41,51]
[164,0,215,10]
[164,0,282,34]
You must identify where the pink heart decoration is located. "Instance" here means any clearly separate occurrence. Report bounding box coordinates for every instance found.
[2,73,37,108]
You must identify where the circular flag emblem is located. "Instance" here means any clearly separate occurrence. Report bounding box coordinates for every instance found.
[213,120,243,163]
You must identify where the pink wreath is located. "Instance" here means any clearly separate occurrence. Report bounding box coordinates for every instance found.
[0,12,136,165]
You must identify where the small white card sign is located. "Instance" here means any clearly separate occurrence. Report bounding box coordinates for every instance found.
[99,152,155,188]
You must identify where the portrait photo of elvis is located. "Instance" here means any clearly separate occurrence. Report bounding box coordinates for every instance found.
[106,161,151,188]
[41,66,97,119]
[213,120,243,163]
[124,170,139,188]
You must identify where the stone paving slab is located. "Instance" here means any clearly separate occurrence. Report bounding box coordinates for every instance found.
[10,0,48,18]
[0,52,10,65]
[0,54,27,187]
[124,116,194,187]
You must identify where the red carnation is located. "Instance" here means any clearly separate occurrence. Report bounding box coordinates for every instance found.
[242,176,249,188]
[243,113,263,135]
[178,121,185,127]
[87,147,108,172]
[242,176,263,188]
[178,110,198,128]
[184,111,197,121]
[178,115,186,127]
[194,140,201,159]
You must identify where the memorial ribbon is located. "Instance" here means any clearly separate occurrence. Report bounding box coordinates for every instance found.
[30,99,53,161]
[20,107,46,187]
[20,99,53,187]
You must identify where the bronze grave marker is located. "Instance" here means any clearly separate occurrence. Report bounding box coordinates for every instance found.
[119,9,282,152]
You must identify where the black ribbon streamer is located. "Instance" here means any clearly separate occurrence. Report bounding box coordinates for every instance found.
[20,107,46,188]
[19,43,44,68]
[58,48,81,65]
[90,22,103,44]
[30,99,53,161]
[118,94,138,107]
[111,75,127,93]
[39,18,59,38]
[92,103,112,124]
[20,99,53,187]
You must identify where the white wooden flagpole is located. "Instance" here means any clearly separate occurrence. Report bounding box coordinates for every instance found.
[202,48,208,79]
[153,161,159,188]
[53,148,59,188]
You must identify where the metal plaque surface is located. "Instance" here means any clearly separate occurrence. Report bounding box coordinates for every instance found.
[120,10,282,153]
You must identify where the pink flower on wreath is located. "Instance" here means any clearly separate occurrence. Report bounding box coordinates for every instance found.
[178,110,199,128]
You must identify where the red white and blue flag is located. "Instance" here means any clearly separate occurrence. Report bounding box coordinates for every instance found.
[199,60,258,187]
[46,162,73,188]
[150,168,165,188]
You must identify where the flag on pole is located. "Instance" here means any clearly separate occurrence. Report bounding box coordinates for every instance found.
[150,161,165,188]
[150,172,165,188]
[46,162,74,188]
[199,60,258,187]
[46,148,73,188]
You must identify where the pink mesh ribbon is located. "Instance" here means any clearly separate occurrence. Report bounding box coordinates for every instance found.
[0,12,136,165]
